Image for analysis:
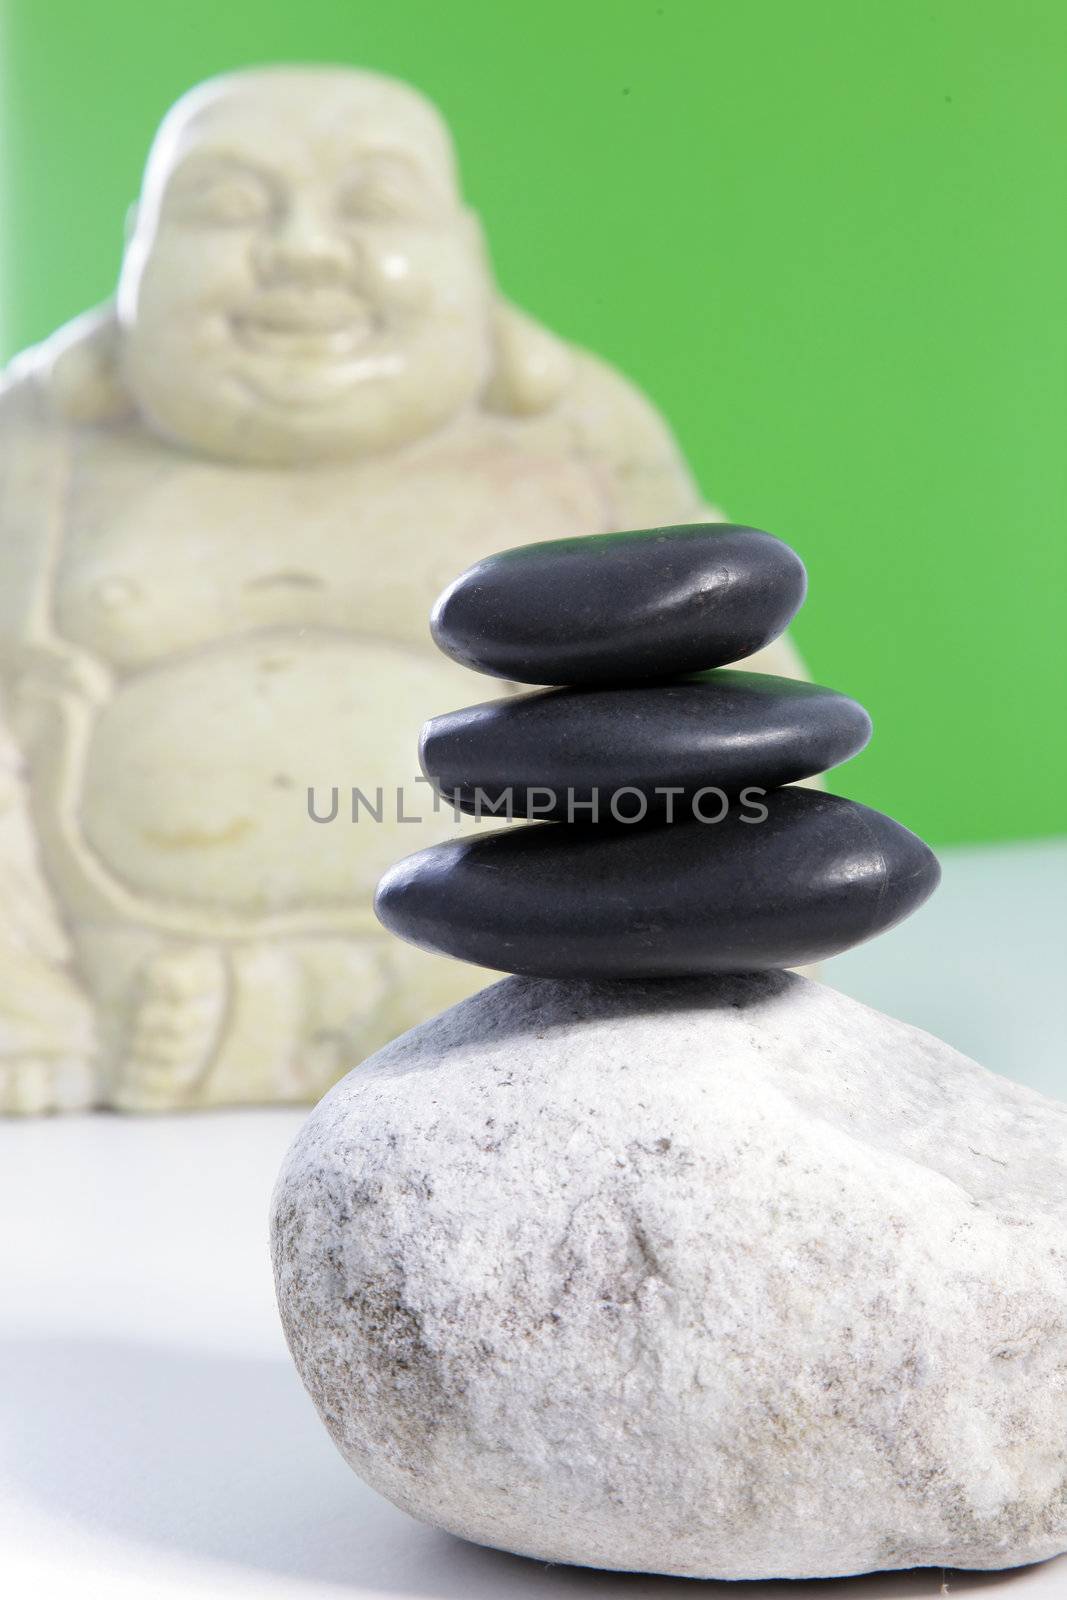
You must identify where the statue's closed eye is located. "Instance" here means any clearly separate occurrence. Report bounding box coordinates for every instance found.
[336,155,438,225]
[166,167,275,227]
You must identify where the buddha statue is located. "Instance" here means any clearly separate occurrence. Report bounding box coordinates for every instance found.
[0,66,805,1112]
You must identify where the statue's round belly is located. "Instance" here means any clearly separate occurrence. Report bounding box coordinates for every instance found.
[80,633,475,915]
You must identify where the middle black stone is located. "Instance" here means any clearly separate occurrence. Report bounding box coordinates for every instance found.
[419,669,872,821]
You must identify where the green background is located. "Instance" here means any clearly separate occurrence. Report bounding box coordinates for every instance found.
[1,0,1063,846]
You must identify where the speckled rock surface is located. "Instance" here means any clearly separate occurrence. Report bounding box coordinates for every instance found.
[271,972,1067,1581]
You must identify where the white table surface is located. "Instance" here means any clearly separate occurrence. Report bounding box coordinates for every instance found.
[1,838,1064,1599]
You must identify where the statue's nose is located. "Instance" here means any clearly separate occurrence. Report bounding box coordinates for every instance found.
[252,204,354,285]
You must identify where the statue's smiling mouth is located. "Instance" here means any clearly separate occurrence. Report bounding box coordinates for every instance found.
[231,294,382,360]
[230,346,406,408]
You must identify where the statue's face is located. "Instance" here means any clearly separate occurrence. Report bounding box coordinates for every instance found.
[118,71,493,464]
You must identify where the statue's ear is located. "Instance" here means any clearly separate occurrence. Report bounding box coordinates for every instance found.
[460,208,575,418]
[483,298,576,417]
[35,304,136,425]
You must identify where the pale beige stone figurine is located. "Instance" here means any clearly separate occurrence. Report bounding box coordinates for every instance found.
[0,66,805,1113]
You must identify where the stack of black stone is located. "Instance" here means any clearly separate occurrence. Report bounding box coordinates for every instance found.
[375,524,940,978]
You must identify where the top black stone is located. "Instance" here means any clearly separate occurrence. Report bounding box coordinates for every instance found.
[429,523,808,685]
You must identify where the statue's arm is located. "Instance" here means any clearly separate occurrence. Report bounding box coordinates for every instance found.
[0,356,115,696]
[0,370,98,1108]
[0,373,58,656]
[562,349,807,683]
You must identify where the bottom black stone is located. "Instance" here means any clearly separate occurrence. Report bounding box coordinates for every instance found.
[374,788,940,979]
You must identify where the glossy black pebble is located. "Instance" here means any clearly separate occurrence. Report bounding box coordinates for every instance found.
[420,670,871,820]
[430,523,808,686]
[375,789,940,978]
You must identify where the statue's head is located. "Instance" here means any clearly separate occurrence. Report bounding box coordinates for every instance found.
[116,68,497,464]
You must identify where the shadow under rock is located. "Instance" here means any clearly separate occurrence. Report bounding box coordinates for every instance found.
[407,969,801,1059]
[0,1335,1053,1597]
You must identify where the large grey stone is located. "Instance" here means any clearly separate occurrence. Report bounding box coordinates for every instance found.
[271,972,1067,1581]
